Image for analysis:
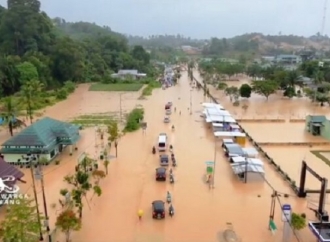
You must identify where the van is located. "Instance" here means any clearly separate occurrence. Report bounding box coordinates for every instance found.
[158,133,167,151]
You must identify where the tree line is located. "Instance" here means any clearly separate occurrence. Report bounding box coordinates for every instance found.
[198,59,330,106]
[0,0,156,97]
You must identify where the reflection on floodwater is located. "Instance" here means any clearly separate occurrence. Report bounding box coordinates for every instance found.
[1,71,330,241]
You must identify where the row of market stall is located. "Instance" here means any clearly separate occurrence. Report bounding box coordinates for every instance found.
[201,103,265,183]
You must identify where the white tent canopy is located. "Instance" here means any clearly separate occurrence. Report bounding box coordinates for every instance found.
[203,108,231,116]
[212,123,223,127]
[242,148,258,157]
[202,102,224,109]
[230,157,263,166]
[214,131,246,137]
[231,163,265,174]
[206,115,236,123]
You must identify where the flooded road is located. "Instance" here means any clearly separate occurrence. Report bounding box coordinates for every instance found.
[1,71,327,241]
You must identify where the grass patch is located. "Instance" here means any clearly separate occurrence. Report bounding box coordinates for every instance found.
[70,114,116,127]
[89,83,143,92]
[311,150,330,166]
[142,81,161,96]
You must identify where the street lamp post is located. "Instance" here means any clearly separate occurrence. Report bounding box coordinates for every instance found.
[119,93,124,122]
[212,136,217,188]
[22,153,43,241]
[35,152,51,242]
[24,151,52,242]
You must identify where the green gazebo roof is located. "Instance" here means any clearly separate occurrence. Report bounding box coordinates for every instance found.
[2,117,80,147]
[309,115,326,123]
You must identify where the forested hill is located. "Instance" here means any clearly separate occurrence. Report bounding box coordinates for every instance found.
[0,0,156,97]
[53,18,125,41]
[127,35,206,48]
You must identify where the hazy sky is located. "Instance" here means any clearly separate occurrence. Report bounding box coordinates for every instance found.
[0,0,329,38]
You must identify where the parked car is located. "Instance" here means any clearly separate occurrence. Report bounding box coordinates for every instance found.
[159,154,169,166]
[155,167,166,181]
[152,200,165,219]
[164,116,170,123]
[165,109,171,115]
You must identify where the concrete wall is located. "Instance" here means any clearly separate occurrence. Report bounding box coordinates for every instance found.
[3,144,64,163]
[4,153,52,164]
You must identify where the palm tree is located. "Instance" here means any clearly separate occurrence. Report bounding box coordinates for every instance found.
[19,79,44,124]
[0,97,26,136]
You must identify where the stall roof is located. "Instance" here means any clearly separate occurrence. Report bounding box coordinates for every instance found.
[230,157,263,166]
[212,123,223,127]
[231,163,265,174]
[223,138,234,144]
[242,148,258,156]
[224,144,245,156]
[202,103,224,109]
[230,124,240,129]
[206,116,236,123]
[203,108,231,116]
[214,131,246,137]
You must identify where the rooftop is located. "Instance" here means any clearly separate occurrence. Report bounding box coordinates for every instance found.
[2,117,79,147]
[309,115,327,123]
[118,69,138,75]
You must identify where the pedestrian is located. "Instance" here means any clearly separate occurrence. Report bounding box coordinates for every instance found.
[179,111,181,115]
[138,209,144,220]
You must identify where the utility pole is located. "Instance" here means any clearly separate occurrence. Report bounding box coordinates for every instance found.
[119,93,123,122]
[35,153,51,242]
[212,137,217,188]
[190,89,192,115]
[24,153,44,241]
[269,191,277,230]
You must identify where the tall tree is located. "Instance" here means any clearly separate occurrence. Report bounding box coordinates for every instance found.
[252,80,278,100]
[0,197,43,242]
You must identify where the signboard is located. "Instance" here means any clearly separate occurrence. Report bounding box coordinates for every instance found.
[269,220,277,234]
[205,161,214,166]
[282,204,292,222]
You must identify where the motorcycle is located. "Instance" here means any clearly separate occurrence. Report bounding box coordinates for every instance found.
[169,204,175,217]
[172,159,177,167]
[152,146,156,154]
[166,191,172,203]
[170,174,175,184]
[171,153,175,161]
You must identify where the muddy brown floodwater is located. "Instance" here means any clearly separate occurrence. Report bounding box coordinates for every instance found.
[1,71,328,242]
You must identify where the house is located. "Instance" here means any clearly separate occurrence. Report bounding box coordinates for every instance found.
[305,115,330,139]
[0,156,24,204]
[274,54,302,64]
[297,76,314,86]
[111,69,147,80]
[1,117,80,163]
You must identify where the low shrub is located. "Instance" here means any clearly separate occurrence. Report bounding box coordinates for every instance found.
[142,81,161,96]
[64,81,76,93]
[124,108,144,132]
[55,88,68,100]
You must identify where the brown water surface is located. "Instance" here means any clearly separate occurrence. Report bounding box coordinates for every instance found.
[0,72,325,242]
